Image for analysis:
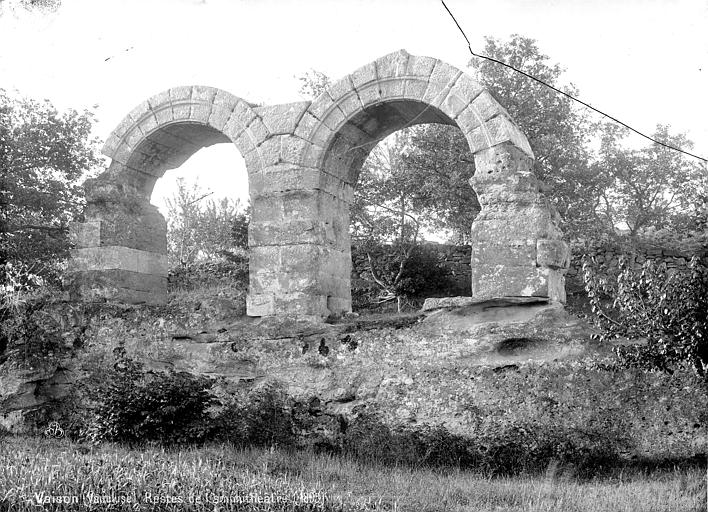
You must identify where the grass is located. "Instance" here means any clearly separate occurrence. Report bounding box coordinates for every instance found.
[0,436,705,511]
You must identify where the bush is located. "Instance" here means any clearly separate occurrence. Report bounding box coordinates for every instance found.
[85,347,216,445]
[353,244,458,312]
[343,408,631,476]
[213,380,294,448]
[583,255,708,376]
[167,253,248,293]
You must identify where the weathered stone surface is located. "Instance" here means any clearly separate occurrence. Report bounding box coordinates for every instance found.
[69,220,101,248]
[423,295,550,312]
[72,51,567,318]
[537,239,571,270]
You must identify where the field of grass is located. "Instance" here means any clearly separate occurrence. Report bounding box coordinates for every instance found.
[0,436,705,511]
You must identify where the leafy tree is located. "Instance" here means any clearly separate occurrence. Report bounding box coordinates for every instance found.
[297,69,331,99]
[583,255,708,377]
[0,90,100,289]
[595,123,707,238]
[470,35,602,238]
[165,178,248,268]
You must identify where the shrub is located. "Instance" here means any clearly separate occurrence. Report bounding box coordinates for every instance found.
[167,253,248,292]
[86,347,216,445]
[213,380,294,448]
[343,408,632,476]
[583,255,708,376]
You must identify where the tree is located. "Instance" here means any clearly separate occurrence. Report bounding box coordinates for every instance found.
[0,90,100,288]
[165,178,248,268]
[595,123,707,238]
[470,35,603,238]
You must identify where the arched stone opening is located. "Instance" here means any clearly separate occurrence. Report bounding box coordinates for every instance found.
[276,50,569,318]
[67,86,264,305]
[68,51,569,319]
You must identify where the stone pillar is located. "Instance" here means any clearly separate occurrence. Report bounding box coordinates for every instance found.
[65,177,168,305]
[245,162,353,318]
[470,144,569,303]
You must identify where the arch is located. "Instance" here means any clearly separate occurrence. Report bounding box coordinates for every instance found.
[101,86,266,197]
[67,51,569,318]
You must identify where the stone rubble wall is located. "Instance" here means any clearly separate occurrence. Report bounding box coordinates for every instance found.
[354,240,707,298]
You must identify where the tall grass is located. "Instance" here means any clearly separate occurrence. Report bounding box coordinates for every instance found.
[1,436,704,511]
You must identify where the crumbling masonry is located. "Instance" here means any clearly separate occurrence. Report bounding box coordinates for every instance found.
[67,50,570,318]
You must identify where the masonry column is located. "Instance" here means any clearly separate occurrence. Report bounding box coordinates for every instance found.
[65,171,168,304]
[246,163,353,318]
[469,143,569,302]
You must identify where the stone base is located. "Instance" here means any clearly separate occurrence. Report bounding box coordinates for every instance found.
[65,269,167,305]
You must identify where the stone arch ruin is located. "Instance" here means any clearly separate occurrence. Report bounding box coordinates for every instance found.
[67,50,570,318]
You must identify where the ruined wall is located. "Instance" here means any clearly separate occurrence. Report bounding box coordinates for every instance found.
[67,50,569,319]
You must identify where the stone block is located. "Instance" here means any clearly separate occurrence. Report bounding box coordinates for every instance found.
[455,103,483,134]
[273,292,329,318]
[406,55,437,78]
[246,293,275,316]
[251,165,319,197]
[191,85,217,103]
[151,103,173,126]
[66,269,166,305]
[171,101,192,121]
[169,86,192,101]
[472,144,534,180]
[190,102,211,123]
[472,90,508,122]
[485,115,534,158]
[247,117,270,145]
[255,102,309,136]
[294,111,320,140]
[470,207,556,241]
[326,296,351,315]
[350,61,377,89]
[471,240,537,267]
[375,49,409,78]
[69,221,101,248]
[250,195,284,224]
[336,92,364,120]
[377,78,406,99]
[537,239,570,270]
[249,246,281,269]
[357,81,383,107]
[326,76,355,103]
[257,137,281,167]
[248,219,329,246]
[400,79,427,104]
[471,264,550,299]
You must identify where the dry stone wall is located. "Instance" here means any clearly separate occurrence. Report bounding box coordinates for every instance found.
[67,50,569,319]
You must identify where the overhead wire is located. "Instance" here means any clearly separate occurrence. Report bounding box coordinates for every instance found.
[439,0,707,163]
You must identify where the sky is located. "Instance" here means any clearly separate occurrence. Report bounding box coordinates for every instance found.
[1,0,706,218]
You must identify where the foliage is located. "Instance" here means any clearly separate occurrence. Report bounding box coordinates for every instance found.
[595,123,708,237]
[343,407,631,476]
[397,125,478,243]
[583,255,708,376]
[86,347,216,445]
[165,177,249,268]
[355,243,455,311]
[469,35,602,239]
[167,253,248,293]
[3,437,704,512]
[297,69,331,99]
[213,380,294,448]
[0,90,100,288]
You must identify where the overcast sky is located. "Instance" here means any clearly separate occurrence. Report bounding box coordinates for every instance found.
[1,0,706,216]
